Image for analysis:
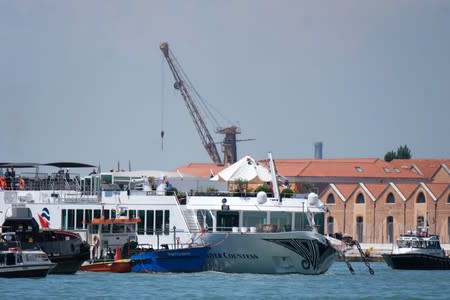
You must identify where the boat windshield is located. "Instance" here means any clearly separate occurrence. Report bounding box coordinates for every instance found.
[397,239,441,249]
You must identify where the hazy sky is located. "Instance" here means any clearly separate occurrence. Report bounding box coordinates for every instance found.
[1,0,449,171]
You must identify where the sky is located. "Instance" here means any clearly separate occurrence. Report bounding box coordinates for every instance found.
[1,0,449,172]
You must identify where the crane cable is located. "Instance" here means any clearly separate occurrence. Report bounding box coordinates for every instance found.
[160,55,165,151]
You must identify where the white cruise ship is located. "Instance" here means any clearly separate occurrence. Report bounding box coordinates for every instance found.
[0,157,343,274]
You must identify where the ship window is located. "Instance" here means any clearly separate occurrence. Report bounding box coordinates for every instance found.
[104,210,110,219]
[101,224,111,233]
[129,210,137,219]
[100,174,112,184]
[137,210,145,235]
[61,209,67,229]
[6,253,15,265]
[155,210,163,235]
[67,209,75,230]
[164,210,170,235]
[111,209,116,219]
[197,210,213,229]
[146,210,154,235]
[76,209,84,229]
[126,223,137,233]
[327,216,334,235]
[243,211,266,228]
[416,192,425,203]
[94,209,101,219]
[386,193,395,204]
[85,210,92,228]
[295,212,308,231]
[112,224,125,233]
[356,193,365,204]
[326,193,335,204]
[271,212,292,232]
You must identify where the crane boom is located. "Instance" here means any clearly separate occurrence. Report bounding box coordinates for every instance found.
[160,42,223,164]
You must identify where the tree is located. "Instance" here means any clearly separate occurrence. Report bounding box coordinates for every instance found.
[396,144,412,159]
[384,150,397,162]
[384,145,412,162]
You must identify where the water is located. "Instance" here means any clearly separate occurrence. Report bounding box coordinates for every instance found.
[1,262,449,299]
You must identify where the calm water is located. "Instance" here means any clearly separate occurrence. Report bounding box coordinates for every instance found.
[1,262,449,299]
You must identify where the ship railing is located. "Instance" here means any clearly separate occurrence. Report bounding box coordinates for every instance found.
[3,171,83,192]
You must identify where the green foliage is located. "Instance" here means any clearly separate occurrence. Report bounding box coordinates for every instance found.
[299,182,313,193]
[281,188,294,198]
[255,184,271,193]
[396,144,412,159]
[206,187,218,193]
[384,144,412,162]
[233,178,248,191]
[384,150,397,162]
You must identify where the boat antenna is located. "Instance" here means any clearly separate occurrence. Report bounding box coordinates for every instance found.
[128,160,132,171]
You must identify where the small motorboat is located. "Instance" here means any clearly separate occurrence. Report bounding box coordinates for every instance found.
[2,206,90,274]
[80,258,132,273]
[0,232,55,278]
[130,244,210,273]
[80,213,140,273]
[382,227,450,270]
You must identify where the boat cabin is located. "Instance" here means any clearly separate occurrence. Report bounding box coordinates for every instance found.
[86,217,140,260]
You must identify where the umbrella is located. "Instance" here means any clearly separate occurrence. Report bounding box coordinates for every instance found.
[210,155,272,183]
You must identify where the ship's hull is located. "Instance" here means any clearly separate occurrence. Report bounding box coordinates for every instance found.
[0,263,55,278]
[131,247,209,273]
[80,259,132,273]
[382,253,450,270]
[45,247,91,274]
[203,231,337,274]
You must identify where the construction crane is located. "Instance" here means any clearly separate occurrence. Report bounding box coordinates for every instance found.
[160,42,246,165]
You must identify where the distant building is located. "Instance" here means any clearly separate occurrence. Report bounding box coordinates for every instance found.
[314,142,323,159]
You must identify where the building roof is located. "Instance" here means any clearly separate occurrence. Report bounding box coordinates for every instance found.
[333,183,358,199]
[363,183,389,199]
[424,183,450,199]
[275,158,424,179]
[171,163,225,178]
[391,159,450,179]
[393,183,420,200]
[172,157,449,182]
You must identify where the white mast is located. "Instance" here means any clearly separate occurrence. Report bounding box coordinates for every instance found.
[267,152,280,201]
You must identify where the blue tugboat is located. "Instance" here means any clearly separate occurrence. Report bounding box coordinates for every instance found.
[130,245,209,273]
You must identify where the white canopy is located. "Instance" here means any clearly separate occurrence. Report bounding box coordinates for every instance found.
[210,155,272,183]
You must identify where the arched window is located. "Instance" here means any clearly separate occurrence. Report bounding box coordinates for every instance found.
[386,216,394,243]
[326,193,335,204]
[416,192,425,203]
[386,192,395,204]
[356,216,364,242]
[327,216,334,235]
[356,193,365,204]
